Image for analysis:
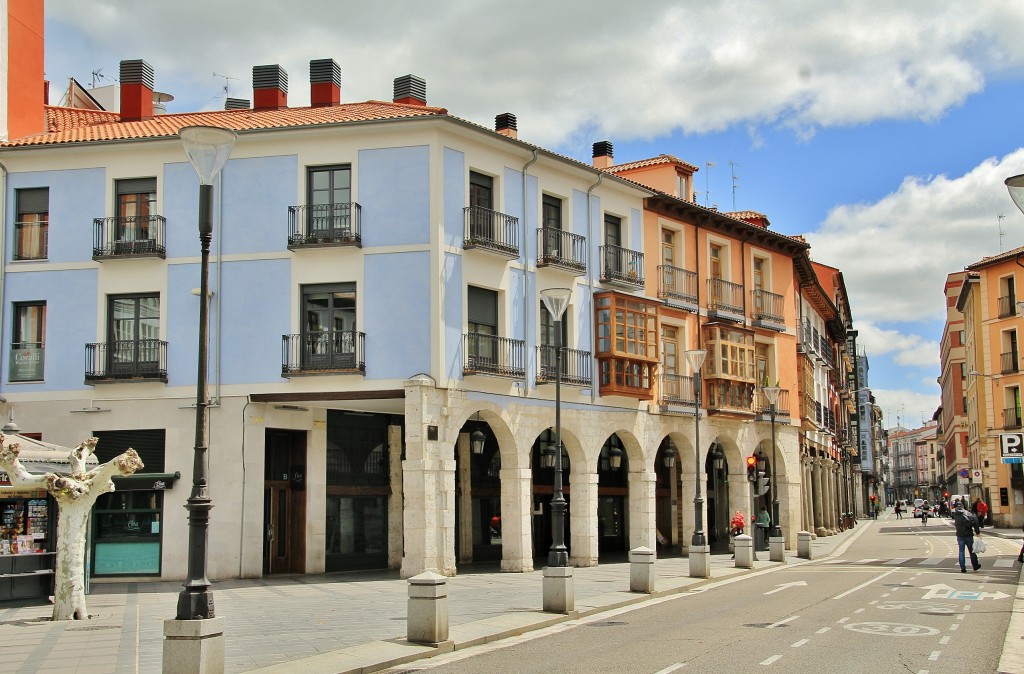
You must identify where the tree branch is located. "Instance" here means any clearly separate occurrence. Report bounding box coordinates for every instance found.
[0,441,50,489]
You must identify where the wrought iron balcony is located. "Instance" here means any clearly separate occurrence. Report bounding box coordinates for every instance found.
[599,245,644,288]
[753,387,791,420]
[13,220,48,260]
[92,216,166,259]
[797,318,815,355]
[287,203,362,248]
[464,333,525,378]
[999,294,1018,318]
[463,206,519,258]
[282,331,365,375]
[659,373,697,407]
[657,265,698,309]
[1002,351,1019,374]
[1004,407,1022,430]
[536,228,586,274]
[536,345,591,387]
[707,278,743,320]
[85,340,168,383]
[751,289,785,331]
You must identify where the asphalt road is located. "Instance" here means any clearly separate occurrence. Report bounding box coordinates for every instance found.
[390,518,1021,673]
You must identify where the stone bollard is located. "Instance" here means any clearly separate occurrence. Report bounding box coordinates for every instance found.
[797,530,813,559]
[407,571,449,645]
[733,534,753,569]
[688,544,711,578]
[769,536,786,563]
[629,546,656,593]
[543,566,575,614]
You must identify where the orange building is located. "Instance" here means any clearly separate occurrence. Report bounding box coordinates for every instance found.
[2,0,46,141]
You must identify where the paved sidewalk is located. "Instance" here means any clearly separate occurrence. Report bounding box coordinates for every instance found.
[0,516,1017,673]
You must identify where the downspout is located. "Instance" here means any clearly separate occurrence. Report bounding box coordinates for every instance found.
[0,160,6,392]
[694,221,701,350]
[213,170,225,404]
[586,172,604,404]
[741,240,747,324]
[521,149,538,395]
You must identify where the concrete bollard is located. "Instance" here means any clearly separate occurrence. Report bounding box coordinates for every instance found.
[688,544,711,578]
[407,571,449,645]
[797,530,813,559]
[542,565,575,614]
[733,534,753,569]
[629,546,656,593]
[769,536,786,563]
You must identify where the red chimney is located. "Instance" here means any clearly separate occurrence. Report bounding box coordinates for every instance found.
[4,0,45,140]
[393,75,426,106]
[119,60,154,122]
[310,59,341,107]
[253,64,288,110]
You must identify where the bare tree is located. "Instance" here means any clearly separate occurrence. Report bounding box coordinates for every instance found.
[0,434,143,620]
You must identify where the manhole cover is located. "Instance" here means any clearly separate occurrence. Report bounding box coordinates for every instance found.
[587,621,627,627]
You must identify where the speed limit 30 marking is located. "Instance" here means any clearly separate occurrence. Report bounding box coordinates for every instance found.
[843,622,940,637]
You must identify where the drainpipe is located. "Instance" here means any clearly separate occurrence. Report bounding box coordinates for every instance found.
[213,170,225,404]
[586,172,604,404]
[0,161,6,391]
[694,221,701,350]
[741,240,747,325]
[521,149,538,394]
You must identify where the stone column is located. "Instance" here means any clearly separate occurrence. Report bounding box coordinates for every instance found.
[388,424,405,569]
[499,467,533,572]
[457,433,473,564]
[569,472,599,567]
[628,470,657,551]
[826,462,837,533]
[801,457,813,535]
[812,458,827,537]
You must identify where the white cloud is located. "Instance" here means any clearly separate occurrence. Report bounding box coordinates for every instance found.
[854,321,940,368]
[806,150,1024,325]
[871,388,942,429]
[44,1,1024,146]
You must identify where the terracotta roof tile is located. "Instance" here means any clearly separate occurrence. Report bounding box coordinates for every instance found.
[606,154,700,173]
[4,101,449,147]
[966,244,1024,270]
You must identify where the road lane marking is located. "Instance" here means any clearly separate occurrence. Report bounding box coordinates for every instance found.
[834,568,899,600]
[869,600,878,605]
[881,593,891,597]
[885,558,910,565]
[765,581,807,595]
[921,558,944,565]
[816,627,831,634]
[653,664,686,674]
[956,614,965,621]
[949,623,959,631]
[837,617,850,623]
[995,559,1014,568]
[852,558,881,564]
[940,636,950,644]
[854,608,865,613]
[767,615,799,629]
[929,651,940,661]
[791,639,809,648]
[760,655,781,665]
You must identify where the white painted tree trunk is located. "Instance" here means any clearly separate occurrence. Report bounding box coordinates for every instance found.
[0,435,143,621]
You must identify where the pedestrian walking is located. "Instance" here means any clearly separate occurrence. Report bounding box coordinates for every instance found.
[894,502,903,520]
[976,499,989,527]
[755,506,770,551]
[953,501,981,572]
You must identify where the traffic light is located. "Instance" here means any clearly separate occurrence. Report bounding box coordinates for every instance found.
[755,471,770,496]
[746,455,757,482]
[943,491,949,499]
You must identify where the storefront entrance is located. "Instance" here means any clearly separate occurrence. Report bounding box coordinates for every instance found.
[263,429,306,575]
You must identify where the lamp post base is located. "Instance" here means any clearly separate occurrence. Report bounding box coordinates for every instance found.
[163,616,225,674]
[688,544,711,578]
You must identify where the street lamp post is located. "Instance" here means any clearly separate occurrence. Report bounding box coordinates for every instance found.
[176,126,236,621]
[685,350,708,547]
[540,288,572,568]
[762,385,783,541]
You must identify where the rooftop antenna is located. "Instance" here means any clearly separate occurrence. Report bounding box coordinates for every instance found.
[213,72,238,99]
[998,214,1006,252]
[704,161,715,207]
[729,161,740,211]
[90,68,110,88]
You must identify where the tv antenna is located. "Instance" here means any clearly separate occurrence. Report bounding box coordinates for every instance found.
[213,72,239,99]
[729,161,740,211]
[998,213,1006,252]
[704,161,715,207]
[90,68,111,88]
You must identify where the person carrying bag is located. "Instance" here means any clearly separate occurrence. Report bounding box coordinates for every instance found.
[952,501,981,572]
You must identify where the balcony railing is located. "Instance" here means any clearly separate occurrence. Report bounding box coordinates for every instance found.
[282,331,365,375]
[536,345,591,387]
[704,379,754,414]
[1002,351,1019,374]
[751,289,784,325]
[599,245,644,288]
[707,278,743,315]
[1005,407,1022,430]
[659,373,697,407]
[463,206,519,257]
[797,318,814,354]
[93,215,166,258]
[464,333,525,378]
[657,265,698,306]
[536,228,587,274]
[13,220,48,260]
[999,294,1018,318]
[753,387,791,420]
[85,340,168,383]
[287,203,362,248]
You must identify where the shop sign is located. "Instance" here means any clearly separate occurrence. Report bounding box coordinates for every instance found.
[9,345,43,381]
[1000,432,1024,464]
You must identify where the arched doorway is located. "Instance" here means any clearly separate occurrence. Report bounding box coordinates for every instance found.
[654,437,680,554]
[531,429,571,560]
[705,442,729,554]
[597,434,628,559]
[454,416,502,564]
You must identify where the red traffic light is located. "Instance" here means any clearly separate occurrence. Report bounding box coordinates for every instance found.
[869,494,877,502]
[943,491,949,498]
[746,455,757,467]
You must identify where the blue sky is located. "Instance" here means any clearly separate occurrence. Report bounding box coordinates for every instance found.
[41,1,1024,428]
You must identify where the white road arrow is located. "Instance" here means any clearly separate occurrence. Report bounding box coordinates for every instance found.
[921,584,955,600]
[765,581,808,595]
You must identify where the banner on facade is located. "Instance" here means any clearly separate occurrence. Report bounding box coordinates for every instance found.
[1000,433,1024,464]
